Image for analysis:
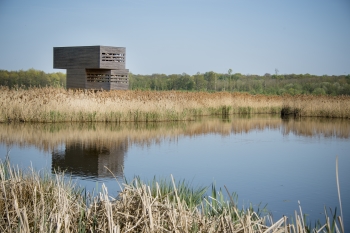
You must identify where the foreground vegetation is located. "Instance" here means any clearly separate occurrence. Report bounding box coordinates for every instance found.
[1,86,350,123]
[0,159,344,232]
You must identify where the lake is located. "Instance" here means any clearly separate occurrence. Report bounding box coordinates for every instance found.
[0,115,349,229]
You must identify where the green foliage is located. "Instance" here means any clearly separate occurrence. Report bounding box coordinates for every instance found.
[0,69,65,88]
[193,72,207,91]
[126,176,207,209]
[130,72,350,96]
[1,69,350,96]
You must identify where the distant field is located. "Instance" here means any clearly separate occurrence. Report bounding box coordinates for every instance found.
[1,87,349,123]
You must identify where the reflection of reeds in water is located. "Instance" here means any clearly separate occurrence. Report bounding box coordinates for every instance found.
[281,117,350,138]
[0,116,348,153]
[1,87,349,123]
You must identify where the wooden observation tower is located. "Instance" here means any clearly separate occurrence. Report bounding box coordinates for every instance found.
[53,46,129,90]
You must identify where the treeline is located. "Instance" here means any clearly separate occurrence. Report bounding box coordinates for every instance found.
[0,69,65,88]
[130,71,350,95]
[1,69,350,95]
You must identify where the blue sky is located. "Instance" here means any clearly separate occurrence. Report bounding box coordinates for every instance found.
[0,0,349,75]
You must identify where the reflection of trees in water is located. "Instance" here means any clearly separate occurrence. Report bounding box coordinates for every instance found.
[2,116,349,182]
[0,116,348,152]
[52,140,127,178]
[1,116,349,179]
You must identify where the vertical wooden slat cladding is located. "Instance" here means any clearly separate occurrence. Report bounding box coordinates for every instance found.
[66,69,86,89]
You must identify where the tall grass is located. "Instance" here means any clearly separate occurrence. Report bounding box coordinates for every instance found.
[1,86,349,123]
[0,158,344,232]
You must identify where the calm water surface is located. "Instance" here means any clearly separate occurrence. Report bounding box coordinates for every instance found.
[1,115,349,228]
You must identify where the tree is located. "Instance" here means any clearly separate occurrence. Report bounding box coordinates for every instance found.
[204,71,216,91]
[227,69,232,91]
[194,72,207,91]
[167,74,178,90]
[231,73,241,91]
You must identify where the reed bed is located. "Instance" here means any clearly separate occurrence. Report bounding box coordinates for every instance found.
[0,159,344,233]
[1,87,350,123]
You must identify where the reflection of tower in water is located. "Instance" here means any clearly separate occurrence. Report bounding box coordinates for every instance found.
[52,139,127,179]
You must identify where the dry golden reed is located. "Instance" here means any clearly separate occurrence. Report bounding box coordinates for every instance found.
[1,160,343,233]
[1,86,349,122]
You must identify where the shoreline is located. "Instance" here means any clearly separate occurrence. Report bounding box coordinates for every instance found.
[1,87,350,123]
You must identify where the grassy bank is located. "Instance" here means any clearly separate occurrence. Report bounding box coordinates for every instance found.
[0,160,344,232]
[1,87,350,123]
